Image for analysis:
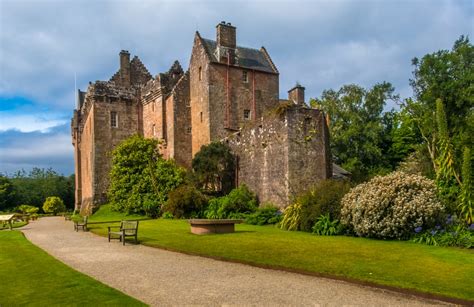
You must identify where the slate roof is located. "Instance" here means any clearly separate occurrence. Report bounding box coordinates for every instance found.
[200,38,278,74]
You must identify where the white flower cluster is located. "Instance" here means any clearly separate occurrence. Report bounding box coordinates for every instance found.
[340,171,445,239]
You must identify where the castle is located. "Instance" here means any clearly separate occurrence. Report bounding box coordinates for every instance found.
[72,22,332,215]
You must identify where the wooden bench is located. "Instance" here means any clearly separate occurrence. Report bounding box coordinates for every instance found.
[188,219,243,235]
[108,220,139,245]
[74,216,88,232]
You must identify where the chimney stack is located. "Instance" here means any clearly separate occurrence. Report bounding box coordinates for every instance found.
[288,84,305,105]
[216,21,236,49]
[119,50,131,87]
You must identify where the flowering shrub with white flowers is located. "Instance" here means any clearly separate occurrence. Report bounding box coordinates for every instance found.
[340,171,445,239]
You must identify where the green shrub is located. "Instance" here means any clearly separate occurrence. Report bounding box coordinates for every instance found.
[162,185,208,218]
[108,135,186,217]
[245,203,282,225]
[311,214,342,236]
[279,202,303,231]
[412,223,473,249]
[161,212,174,219]
[17,205,39,214]
[42,197,66,216]
[341,171,445,239]
[297,180,351,232]
[192,142,235,195]
[204,184,257,219]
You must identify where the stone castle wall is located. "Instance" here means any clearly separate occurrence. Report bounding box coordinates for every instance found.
[189,34,211,156]
[227,105,331,207]
[73,22,332,214]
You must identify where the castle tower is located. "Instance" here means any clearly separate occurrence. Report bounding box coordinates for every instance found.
[189,21,279,156]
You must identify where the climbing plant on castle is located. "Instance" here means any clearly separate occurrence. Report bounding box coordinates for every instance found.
[108,135,186,217]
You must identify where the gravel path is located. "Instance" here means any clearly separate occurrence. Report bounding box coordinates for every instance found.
[22,217,448,306]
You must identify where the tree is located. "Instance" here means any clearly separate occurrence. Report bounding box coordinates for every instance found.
[407,36,474,174]
[191,142,235,194]
[0,175,16,211]
[42,196,66,215]
[9,168,75,209]
[108,135,186,217]
[314,82,399,181]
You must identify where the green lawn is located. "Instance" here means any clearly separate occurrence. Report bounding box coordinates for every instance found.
[88,207,474,302]
[0,231,145,306]
[0,221,27,230]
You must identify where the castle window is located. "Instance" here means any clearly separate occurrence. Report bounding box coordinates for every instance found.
[152,124,156,136]
[187,127,191,134]
[110,111,118,128]
[242,70,248,83]
[198,67,202,81]
[244,109,251,120]
[200,112,203,123]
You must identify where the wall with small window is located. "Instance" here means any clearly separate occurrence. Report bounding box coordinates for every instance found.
[110,111,118,128]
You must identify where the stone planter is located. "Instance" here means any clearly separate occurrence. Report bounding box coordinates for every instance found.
[188,219,243,235]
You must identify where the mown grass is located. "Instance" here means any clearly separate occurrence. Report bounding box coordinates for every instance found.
[0,221,27,230]
[0,231,145,306]
[88,206,474,301]
[89,204,149,222]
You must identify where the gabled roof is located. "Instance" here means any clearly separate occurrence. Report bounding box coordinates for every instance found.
[200,37,278,74]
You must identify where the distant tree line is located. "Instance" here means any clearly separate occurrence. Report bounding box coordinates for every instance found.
[0,168,74,212]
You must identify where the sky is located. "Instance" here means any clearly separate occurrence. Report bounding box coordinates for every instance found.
[0,0,472,176]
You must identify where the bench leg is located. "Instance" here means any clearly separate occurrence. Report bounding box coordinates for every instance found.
[122,235,125,246]
[108,233,110,242]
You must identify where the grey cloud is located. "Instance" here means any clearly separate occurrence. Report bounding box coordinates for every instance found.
[0,0,472,174]
[1,0,472,110]
[0,125,73,175]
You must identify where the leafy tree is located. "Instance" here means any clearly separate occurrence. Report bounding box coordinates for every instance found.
[192,142,235,194]
[42,196,66,215]
[108,135,185,217]
[313,82,399,181]
[0,175,16,211]
[9,168,75,209]
[406,36,474,174]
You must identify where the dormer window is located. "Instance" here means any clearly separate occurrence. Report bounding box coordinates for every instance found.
[242,70,248,83]
[110,111,118,128]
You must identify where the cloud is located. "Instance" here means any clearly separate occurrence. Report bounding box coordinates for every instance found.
[1,0,472,109]
[0,124,73,175]
[0,112,69,133]
[0,0,472,174]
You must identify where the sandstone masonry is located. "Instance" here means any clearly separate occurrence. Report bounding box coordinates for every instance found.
[72,22,332,214]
